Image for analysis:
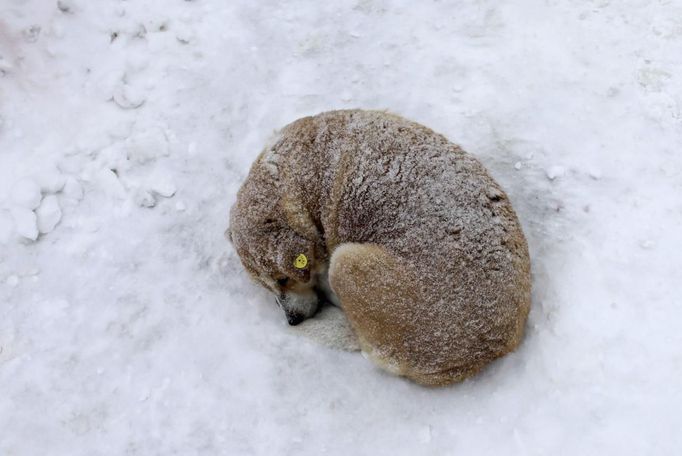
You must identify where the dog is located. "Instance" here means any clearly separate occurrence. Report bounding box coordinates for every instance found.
[228,110,530,386]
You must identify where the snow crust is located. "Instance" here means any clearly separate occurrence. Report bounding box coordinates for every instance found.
[1,0,681,454]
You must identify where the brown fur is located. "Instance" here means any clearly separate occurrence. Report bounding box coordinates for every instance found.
[229,110,531,386]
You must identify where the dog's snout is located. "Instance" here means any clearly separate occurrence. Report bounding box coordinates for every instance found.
[276,291,315,326]
[285,312,305,326]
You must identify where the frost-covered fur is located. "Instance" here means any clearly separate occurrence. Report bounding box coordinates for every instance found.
[228,110,531,386]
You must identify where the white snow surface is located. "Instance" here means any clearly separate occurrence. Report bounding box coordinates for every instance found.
[1,1,681,454]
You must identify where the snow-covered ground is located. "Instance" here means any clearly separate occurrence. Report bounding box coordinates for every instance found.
[1,0,681,454]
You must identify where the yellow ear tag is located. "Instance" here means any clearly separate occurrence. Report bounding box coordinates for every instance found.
[294,253,308,269]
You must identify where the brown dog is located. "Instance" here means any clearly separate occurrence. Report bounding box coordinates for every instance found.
[228,110,530,386]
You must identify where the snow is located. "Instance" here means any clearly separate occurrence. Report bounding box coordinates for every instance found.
[62,176,84,201]
[125,127,170,165]
[36,166,66,193]
[9,207,38,241]
[0,211,14,244]
[35,194,62,234]
[6,275,19,288]
[1,0,681,455]
[291,305,360,352]
[9,177,42,209]
[545,165,566,181]
[146,171,177,198]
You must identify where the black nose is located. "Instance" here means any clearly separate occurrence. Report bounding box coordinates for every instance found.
[286,312,305,326]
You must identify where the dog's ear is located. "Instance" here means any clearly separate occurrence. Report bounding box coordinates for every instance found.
[281,193,319,240]
[225,227,233,243]
[276,232,312,284]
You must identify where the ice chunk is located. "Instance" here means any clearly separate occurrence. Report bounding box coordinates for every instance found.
[148,173,176,198]
[545,165,566,180]
[36,195,62,234]
[95,169,126,199]
[10,207,38,240]
[57,0,76,14]
[6,275,19,287]
[37,168,66,193]
[134,189,156,208]
[175,24,196,44]
[62,177,83,201]
[112,84,146,110]
[10,178,42,209]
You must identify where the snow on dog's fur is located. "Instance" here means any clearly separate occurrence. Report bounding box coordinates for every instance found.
[228,110,531,386]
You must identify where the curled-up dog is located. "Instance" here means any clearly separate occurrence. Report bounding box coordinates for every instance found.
[228,110,531,386]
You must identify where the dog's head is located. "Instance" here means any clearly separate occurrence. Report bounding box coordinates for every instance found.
[228,189,321,325]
